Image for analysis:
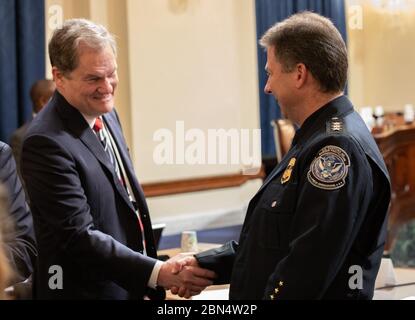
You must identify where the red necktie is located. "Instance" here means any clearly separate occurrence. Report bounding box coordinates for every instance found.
[93,117,147,253]
[93,117,103,132]
[93,117,119,177]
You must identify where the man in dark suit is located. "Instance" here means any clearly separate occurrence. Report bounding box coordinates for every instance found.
[21,19,214,300]
[173,12,391,300]
[10,79,55,174]
[0,141,37,285]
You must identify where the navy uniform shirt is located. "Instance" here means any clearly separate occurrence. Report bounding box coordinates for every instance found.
[196,95,391,300]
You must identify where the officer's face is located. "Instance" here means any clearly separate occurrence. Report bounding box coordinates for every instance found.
[54,44,118,118]
[264,46,297,122]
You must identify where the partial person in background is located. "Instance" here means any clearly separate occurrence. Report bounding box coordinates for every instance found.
[0,141,37,286]
[0,185,13,299]
[22,19,214,300]
[10,79,55,172]
[174,12,391,300]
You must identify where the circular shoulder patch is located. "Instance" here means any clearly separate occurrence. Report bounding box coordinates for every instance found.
[307,145,350,190]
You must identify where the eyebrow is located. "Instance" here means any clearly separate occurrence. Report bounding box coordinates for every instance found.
[83,68,117,80]
[84,74,101,80]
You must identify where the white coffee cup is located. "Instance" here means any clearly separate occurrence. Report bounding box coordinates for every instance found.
[360,107,374,130]
[375,257,397,288]
[181,230,199,252]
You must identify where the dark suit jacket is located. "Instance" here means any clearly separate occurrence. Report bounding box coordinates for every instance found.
[21,91,164,300]
[10,122,30,173]
[0,141,37,283]
[196,96,391,300]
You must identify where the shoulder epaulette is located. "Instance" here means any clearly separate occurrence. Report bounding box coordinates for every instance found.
[326,117,346,134]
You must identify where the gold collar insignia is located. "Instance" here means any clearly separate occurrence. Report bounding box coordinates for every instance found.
[281,158,296,184]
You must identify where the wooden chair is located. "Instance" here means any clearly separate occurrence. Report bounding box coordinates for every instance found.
[271,119,296,163]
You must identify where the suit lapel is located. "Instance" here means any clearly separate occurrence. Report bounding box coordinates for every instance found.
[103,113,157,256]
[53,92,157,255]
[54,94,114,174]
[54,93,135,212]
[79,127,116,176]
[102,113,143,214]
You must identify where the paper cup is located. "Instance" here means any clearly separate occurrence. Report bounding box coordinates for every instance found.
[181,231,198,252]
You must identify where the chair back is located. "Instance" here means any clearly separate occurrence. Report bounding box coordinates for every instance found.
[271,119,296,162]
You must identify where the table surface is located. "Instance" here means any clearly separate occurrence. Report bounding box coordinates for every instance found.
[374,268,415,300]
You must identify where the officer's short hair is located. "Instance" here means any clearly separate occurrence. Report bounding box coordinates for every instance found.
[260,11,348,93]
[49,19,117,75]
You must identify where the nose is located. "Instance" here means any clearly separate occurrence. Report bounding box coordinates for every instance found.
[98,78,113,94]
[264,83,272,95]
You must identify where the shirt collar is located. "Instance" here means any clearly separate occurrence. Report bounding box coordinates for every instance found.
[81,113,98,129]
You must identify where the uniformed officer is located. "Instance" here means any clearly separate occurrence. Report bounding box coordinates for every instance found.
[172,12,391,299]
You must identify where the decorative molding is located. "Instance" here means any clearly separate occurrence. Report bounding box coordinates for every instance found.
[374,119,415,251]
[142,167,265,197]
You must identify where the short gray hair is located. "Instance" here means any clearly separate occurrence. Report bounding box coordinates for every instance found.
[260,12,348,93]
[49,19,117,75]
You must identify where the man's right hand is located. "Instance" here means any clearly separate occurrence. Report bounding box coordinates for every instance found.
[157,254,216,299]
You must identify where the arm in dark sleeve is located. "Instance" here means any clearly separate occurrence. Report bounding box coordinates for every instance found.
[195,240,238,284]
[264,136,373,299]
[21,135,157,296]
[9,127,23,172]
[0,142,37,283]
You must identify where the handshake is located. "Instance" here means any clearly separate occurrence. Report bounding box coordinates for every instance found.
[157,253,216,299]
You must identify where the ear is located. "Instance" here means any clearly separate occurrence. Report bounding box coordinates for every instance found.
[294,63,307,89]
[39,96,49,106]
[52,67,65,91]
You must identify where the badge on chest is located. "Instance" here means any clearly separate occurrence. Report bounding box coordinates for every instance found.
[281,158,296,184]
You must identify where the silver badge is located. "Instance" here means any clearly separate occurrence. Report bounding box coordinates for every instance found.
[307,145,350,190]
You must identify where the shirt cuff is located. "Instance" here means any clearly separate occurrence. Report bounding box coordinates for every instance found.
[148,260,164,289]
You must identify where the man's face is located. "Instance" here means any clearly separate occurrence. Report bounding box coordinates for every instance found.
[264,46,296,121]
[55,45,118,117]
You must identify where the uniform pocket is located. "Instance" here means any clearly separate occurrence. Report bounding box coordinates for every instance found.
[260,182,297,214]
[255,181,297,249]
[258,212,293,249]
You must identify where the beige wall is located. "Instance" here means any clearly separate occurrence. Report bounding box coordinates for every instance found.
[347,0,415,112]
[44,0,262,230]
[126,0,261,227]
[126,0,260,182]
